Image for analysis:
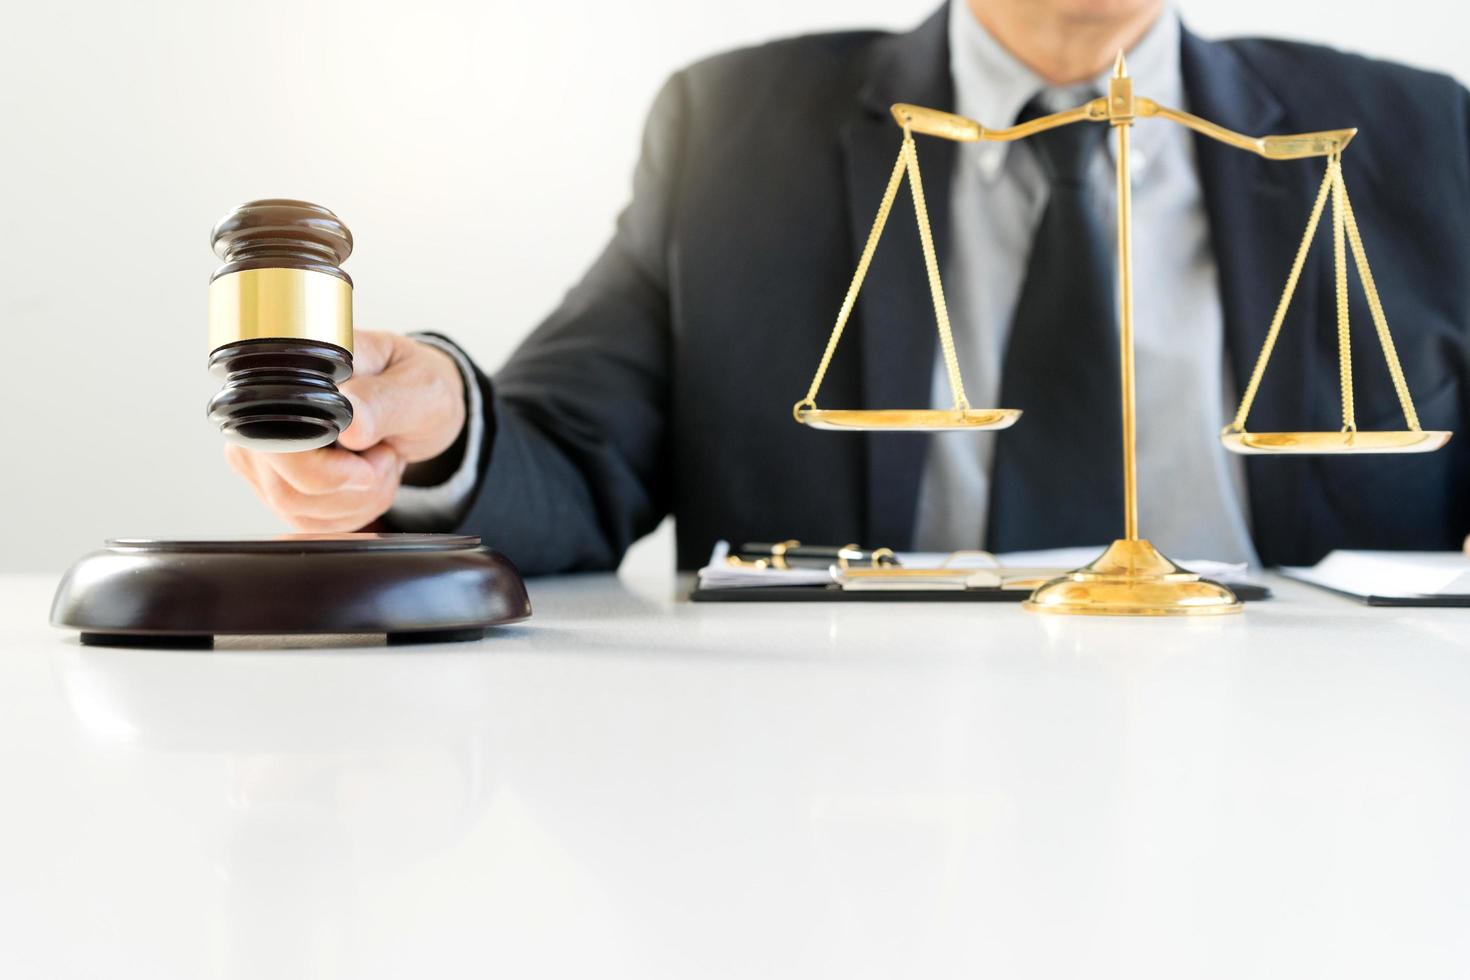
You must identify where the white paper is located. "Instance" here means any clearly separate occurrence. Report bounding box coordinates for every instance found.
[1283,551,1470,598]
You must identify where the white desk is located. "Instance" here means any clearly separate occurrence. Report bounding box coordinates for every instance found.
[2,570,1469,979]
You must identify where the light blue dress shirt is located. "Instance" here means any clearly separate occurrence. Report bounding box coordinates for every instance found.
[911,1,1258,562]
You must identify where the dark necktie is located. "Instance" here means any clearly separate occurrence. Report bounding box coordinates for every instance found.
[985,95,1123,552]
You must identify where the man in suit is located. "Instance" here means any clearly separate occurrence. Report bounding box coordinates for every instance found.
[225,0,1470,574]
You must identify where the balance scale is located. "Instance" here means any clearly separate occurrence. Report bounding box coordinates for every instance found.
[791,53,1452,617]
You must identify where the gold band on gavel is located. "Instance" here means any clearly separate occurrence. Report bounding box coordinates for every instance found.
[208,268,354,353]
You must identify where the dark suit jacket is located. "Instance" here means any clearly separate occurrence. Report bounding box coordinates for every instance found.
[437,3,1470,574]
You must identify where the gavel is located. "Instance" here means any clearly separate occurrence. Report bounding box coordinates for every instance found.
[48,198,535,649]
[206,199,355,452]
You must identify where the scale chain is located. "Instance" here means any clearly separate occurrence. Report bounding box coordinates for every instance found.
[1231,154,1423,435]
[1230,160,1337,431]
[1336,167,1422,431]
[794,142,907,418]
[794,130,969,417]
[903,132,970,412]
[1331,153,1355,431]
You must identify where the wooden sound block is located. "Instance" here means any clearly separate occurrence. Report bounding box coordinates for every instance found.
[50,534,531,648]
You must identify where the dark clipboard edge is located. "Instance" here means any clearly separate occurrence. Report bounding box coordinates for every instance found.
[690,580,1272,603]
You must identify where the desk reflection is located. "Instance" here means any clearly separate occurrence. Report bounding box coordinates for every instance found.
[48,628,1151,977]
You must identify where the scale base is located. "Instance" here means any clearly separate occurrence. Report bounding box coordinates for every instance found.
[1023,538,1243,617]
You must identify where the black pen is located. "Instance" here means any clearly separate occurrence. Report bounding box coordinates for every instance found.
[738,541,899,569]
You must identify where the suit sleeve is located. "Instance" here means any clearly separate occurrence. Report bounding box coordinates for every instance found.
[440,73,687,575]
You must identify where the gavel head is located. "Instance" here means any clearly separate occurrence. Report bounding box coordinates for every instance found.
[207,199,354,452]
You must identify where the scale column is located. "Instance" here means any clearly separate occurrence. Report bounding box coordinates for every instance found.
[1109,51,1139,542]
[1020,52,1241,614]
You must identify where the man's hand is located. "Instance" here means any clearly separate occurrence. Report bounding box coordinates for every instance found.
[1464,534,1470,556]
[225,330,467,531]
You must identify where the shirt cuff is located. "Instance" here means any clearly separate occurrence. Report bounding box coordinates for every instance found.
[386,333,485,529]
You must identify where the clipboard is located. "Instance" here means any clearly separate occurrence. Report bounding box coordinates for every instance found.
[693,541,1272,603]
[690,580,1272,603]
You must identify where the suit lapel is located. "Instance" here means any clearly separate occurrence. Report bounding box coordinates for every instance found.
[1181,28,1320,564]
[839,5,955,548]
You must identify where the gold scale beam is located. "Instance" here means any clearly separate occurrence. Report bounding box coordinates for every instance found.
[794,53,1451,616]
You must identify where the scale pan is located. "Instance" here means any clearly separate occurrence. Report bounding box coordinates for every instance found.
[796,408,1021,432]
[1220,429,1452,455]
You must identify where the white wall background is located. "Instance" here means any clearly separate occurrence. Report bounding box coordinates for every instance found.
[0,0,1464,572]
